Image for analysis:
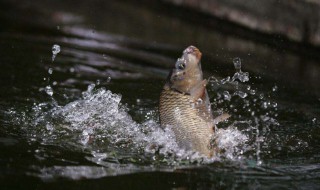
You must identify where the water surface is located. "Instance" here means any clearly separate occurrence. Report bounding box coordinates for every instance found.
[0,0,320,189]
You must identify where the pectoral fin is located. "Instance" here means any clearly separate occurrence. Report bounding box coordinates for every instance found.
[190,79,207,100]
[213,113,230,125]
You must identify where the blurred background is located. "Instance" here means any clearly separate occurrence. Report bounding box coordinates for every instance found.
[0,0,319,189]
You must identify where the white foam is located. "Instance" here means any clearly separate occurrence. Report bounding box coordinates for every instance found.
[214,126,248,160]
[42,84,247,164]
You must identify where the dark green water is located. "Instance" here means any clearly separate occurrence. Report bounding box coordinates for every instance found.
[1,0,320,189]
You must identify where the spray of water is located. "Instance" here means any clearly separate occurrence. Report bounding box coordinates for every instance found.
[207,57,280,165]
[8,54,282,170]
[43,45,61,97]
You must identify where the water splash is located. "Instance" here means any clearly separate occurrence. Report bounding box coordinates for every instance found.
[207,57,281,165]
[33,85,183,159]
[232,57,249,82]
[209,58,251,103]
[8,56,274,168]
[10,82,252,168]
[214,126,248,160]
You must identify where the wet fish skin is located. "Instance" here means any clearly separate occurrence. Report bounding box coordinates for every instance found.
[159,46,215,157]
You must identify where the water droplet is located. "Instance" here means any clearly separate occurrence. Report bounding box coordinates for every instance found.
[239,72,249,82]
[69,67,75,73]
[232,72,249,82]
[231,56,249,83]
[52,44,61,62]
[312,118,317,124]
[107,76,112,83]
[87,84,95,92]
[96,79,100,85]
[81,128,93,145]
[52,81,57,86]
[262,102,268,109]
[46,123,53,131]
[233,57,241,71]
[272,102,278,108]
[52,44,60,54]
[250,89,256,95]
[234,91,248,99]
[208,76,218,83]
[45,85,53,96]
[272,85,278,92]
[259,93,264,99]
[48,68,53,74]
[223,91,231,101]
[220,76,230,84]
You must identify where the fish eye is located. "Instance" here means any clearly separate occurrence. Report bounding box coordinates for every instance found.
[177,62,186,70]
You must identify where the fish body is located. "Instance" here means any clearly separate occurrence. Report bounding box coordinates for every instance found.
[159,46,215,157]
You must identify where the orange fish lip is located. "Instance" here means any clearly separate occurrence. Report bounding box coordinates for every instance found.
[183,45,202,60]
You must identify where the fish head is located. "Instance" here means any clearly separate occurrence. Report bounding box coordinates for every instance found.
[167,46,204,93]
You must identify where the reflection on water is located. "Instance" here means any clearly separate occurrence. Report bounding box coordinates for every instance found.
[0,0,320,189]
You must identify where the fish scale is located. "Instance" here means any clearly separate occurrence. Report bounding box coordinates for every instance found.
[160,88,214,157]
